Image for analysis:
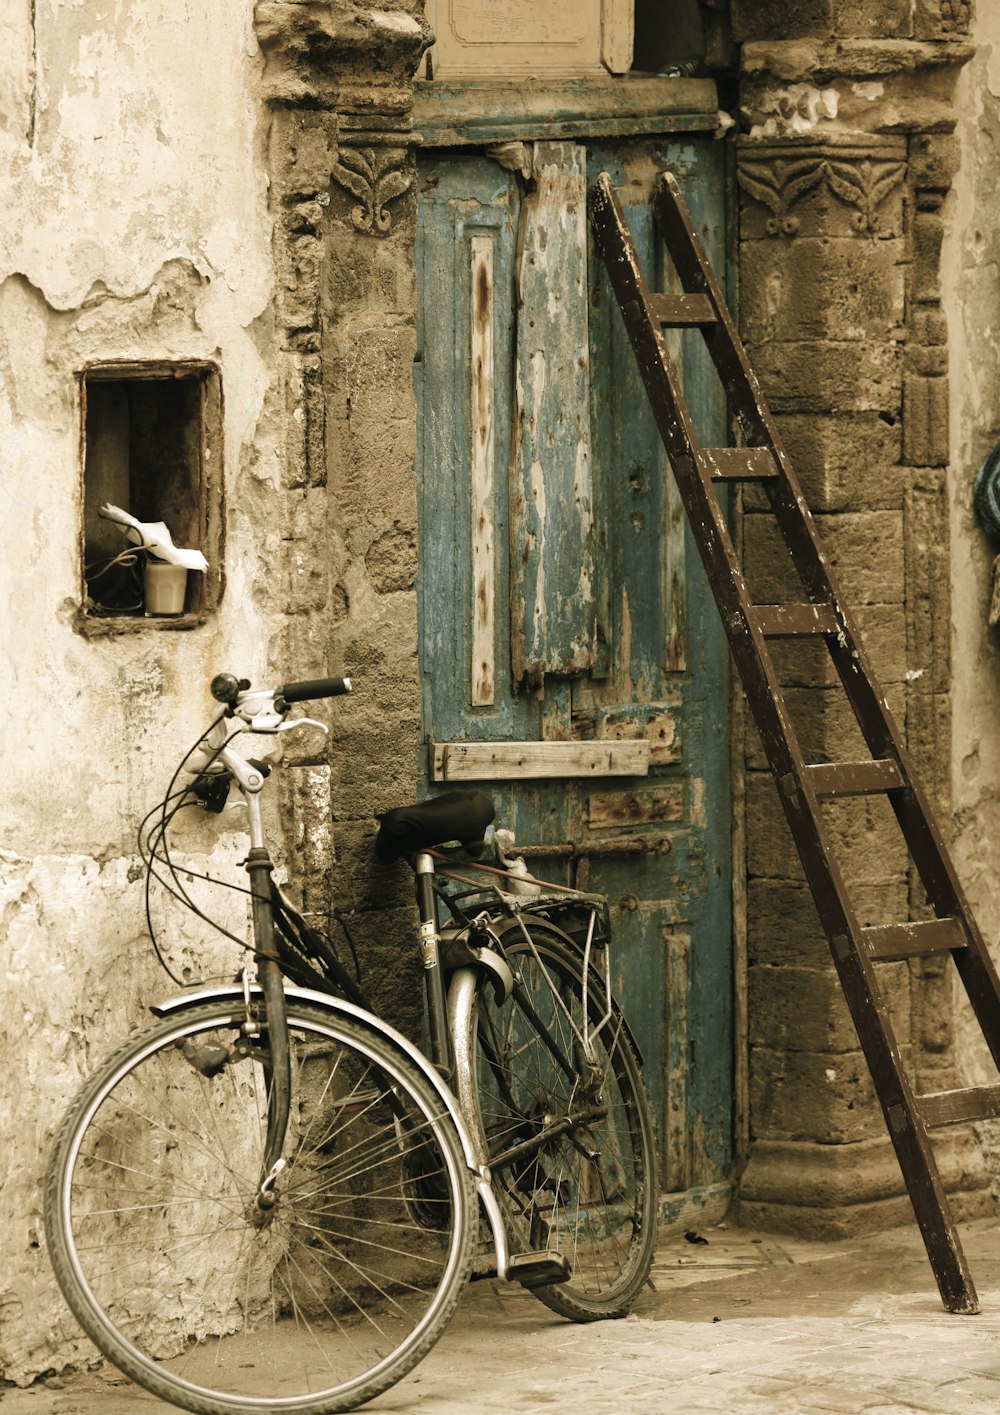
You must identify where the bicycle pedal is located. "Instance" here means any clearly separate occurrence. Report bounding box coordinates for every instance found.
[508,1250,572,1289]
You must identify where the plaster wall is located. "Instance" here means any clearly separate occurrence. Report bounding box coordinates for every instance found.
[0,2,280,1383]
[947,7,1000,1167]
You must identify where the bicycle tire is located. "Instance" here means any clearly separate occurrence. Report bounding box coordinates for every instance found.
[452,918,658,1320]
[45,999,476,1415]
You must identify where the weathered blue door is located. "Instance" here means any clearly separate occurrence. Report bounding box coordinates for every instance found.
[416,138,733,1208]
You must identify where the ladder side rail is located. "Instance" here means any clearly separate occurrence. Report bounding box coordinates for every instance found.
[829,941,978,1313]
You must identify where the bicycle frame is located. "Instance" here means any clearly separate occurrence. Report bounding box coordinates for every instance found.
[163,731,518,1274]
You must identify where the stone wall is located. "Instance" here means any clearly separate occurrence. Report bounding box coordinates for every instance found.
[731,0,991,1232]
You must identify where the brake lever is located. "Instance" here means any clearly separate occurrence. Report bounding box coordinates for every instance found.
[243,713,328,735]
[278,717,329,735]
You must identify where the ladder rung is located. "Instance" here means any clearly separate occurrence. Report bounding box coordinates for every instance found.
[804,760,903,798]
[862,918,967,962]
[920,1085,1000,1129]
[753,604,839,637]
[649,292,716,326]
[696,447,779,482]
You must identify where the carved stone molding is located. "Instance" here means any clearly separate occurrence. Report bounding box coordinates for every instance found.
[738,141,907,237]
[825,157,907,233]
[736,156,824,237]
[330,143,413,235]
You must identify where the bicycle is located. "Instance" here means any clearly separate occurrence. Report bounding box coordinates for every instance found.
[44,671,659,1414]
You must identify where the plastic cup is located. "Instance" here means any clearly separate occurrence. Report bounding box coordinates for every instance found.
[144,561,188,615]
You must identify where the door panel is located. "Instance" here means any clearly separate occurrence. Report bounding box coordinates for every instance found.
[511,141,597,684]
[416,138,733,1195]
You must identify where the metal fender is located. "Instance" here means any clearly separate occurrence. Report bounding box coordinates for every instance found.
[150,982,511,1278]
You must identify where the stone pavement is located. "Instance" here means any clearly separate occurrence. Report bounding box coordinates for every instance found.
[5,1216,1000,1414]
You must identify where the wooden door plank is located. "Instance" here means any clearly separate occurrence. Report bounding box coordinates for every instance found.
[431,738,651,780]
[511,141,597,685]
[470,233,496,706]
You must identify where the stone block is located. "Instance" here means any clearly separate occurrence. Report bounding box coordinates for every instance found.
[904,686,951,826]
[740,235,904,345]
[732,0,912,41]
[747,961,864,1052]
[759,601,905,691]
[743,508,904,606]
[268,108,335,197]
[749,335,902,415]
[744,683,878,770]
[325,900,425,1041]
[326,231,417,318]
[747,878,826,966]
[329,677,421,820]
[763,411,902,513]
[819,793,910,885]
[738,142,907,242]
[750,952,912,1051]
[280,537,331,615]
[749,1044,883,1142]
[908,955,957,1056]
[914,0,971,42]
[902,372,950,469]
[326,817,416,915]
[904,484,951,692]
[746,769,909,886]
[908,131,960,191]
[745,770,806,882]
[747,877,911,967]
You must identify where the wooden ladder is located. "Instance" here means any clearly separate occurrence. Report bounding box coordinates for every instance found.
[589,169,1000,1313]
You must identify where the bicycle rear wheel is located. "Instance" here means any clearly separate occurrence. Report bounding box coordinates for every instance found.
[453,918,658,1320]
[45,999,476,1415]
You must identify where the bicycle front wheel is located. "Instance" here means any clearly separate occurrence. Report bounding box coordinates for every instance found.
[453,918,658,1320]
[45,999,476,1415]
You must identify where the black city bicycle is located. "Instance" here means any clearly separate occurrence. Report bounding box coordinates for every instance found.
[45,672,658,1414]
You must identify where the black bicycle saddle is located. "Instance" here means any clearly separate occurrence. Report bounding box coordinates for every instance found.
[375,791,495,863]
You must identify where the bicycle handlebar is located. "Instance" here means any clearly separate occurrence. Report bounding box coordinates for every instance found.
[277,677,352,706]
[209,672,352,714]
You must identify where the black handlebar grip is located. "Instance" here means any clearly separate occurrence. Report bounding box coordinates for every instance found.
[278,676,352,704]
